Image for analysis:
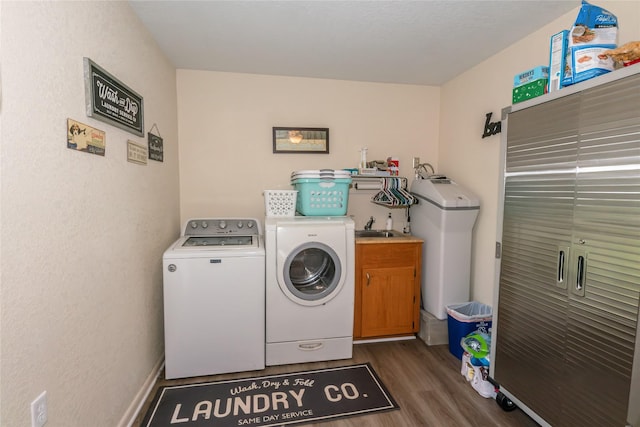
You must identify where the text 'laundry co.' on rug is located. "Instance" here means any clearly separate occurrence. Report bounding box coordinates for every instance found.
[142,363,399,426]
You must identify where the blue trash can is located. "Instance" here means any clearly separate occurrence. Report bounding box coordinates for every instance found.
[446,302,492,360]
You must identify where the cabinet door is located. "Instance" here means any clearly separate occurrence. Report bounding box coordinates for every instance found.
[563,73,640,426]
[360,266,417,337]
[354,242,422,339]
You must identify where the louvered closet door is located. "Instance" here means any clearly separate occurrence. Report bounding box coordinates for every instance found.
[494,93,580,426]
[563,73,640,426]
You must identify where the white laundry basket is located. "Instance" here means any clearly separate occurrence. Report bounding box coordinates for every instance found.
[264,190,297,217]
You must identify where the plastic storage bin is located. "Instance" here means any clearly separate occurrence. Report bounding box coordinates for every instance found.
[446,302,492,360]
[264,190,297,217]
[291,177,351,216]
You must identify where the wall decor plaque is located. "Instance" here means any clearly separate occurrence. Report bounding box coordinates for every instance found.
[148,132,164,162]
[127,140,148,165]
[84,58,144,136]
[67,118,105,156]
[481,112,502,138]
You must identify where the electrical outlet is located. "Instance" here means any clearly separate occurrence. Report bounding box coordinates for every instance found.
[413,157,420,168]
[30,391,47,427]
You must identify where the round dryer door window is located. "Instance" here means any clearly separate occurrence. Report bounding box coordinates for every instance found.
[282,242,343,303]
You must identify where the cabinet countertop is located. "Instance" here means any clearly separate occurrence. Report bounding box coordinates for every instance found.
[356,232,423,244]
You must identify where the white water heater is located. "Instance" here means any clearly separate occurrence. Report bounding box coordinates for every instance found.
[409,177,480,319]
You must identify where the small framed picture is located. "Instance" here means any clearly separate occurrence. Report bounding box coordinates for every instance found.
[273,127,329,154]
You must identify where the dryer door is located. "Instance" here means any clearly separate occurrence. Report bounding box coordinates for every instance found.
[281,242,344,306]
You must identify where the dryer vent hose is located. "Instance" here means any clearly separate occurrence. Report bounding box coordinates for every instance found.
[414,162,435,179]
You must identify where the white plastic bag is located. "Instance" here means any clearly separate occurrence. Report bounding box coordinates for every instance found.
[461,352,497,399]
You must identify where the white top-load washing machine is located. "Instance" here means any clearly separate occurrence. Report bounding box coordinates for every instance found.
[163,218,265,379]
[410,177,480,319]
[265,216,355,366]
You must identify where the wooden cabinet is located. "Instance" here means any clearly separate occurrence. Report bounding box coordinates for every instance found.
[354,241,422,339]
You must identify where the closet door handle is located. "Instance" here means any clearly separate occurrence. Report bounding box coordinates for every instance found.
[556,246,571,289]
[556,246,569,289]
[576,256,585,291]
[558,251,565,282]
[366,272,370,286]
[571,249,587,297]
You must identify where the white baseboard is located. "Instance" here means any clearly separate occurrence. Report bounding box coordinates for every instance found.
[354,335,416,344]
[118,355,164,427]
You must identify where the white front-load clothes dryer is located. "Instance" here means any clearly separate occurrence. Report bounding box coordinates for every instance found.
[265,216,355,366]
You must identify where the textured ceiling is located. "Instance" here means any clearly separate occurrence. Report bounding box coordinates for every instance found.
[129,0,577,85]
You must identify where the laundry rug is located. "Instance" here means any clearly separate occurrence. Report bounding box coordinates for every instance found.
[141,363,399,426]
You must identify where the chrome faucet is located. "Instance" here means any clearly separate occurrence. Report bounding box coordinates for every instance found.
[364,216,375,230]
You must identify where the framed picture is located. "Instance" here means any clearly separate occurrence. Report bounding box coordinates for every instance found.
[273,127,329,153]
[84,57,144,136]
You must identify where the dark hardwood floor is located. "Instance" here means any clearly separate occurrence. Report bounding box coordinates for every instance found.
[133,339,538,426]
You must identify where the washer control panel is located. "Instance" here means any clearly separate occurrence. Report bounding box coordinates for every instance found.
[183,218,260,236]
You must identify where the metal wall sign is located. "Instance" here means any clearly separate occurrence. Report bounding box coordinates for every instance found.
[481,112,502,138]
[84,58,144,136]
[148,132,164,162]
[67,118,106,156]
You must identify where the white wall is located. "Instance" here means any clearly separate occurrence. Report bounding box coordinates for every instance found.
[0,2,179,426]
[176,70,440,230]
[177,0,640,309]
[439,1,640,307]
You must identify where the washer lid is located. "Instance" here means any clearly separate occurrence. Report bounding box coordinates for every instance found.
[165,235,264,258]
[182,235,255,247]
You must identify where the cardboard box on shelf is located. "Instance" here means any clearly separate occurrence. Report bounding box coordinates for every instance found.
[513,66,549,87]
[548,30,569,92]
[386,157,399,176]
[512,79,548,104]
